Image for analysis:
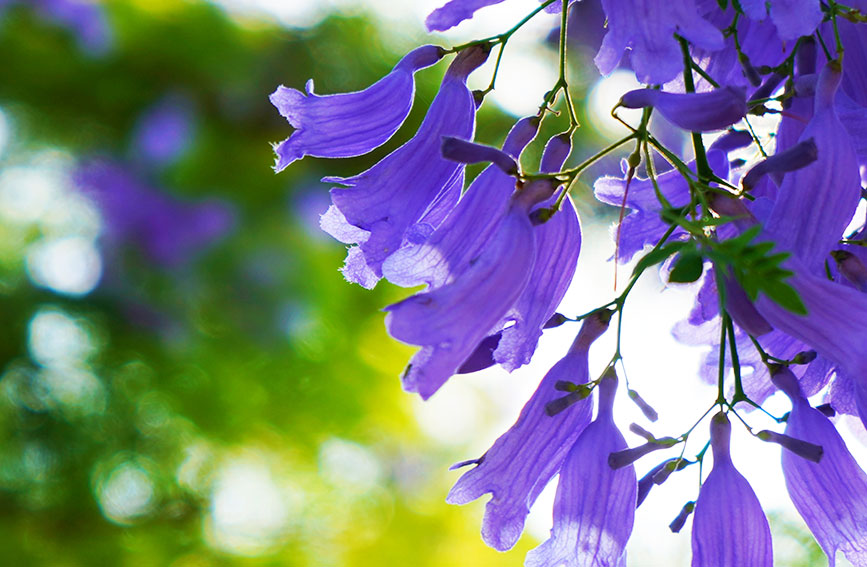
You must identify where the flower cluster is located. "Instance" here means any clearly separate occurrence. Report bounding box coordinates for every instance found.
[272,0,867,565]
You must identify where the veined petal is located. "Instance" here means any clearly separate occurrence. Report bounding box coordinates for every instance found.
[772,367,867,566]
[691,413,772,567]
[448,312,610,551]
[619,88,747,132]
[596,0,723,84]
[762,62,861,270]
[270,45,444,171]
[525,370,636,567]
[325,46,488,288]
[495,134,580,371]
[385,179,556,399]
[425,0,506,32]
[381,116,538,289]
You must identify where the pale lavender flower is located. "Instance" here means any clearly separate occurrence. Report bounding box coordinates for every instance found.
[525,368,636,567]
[619,87,747,132]
[596,0,723,84]
[270,45,444,171]
[691,412,772,567]
[321,46,488,289]
[772,366,867,566]
[448,311,611,551]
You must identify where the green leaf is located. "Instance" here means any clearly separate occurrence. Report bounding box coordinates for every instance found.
[761,280,808,315]
[632,241,689,277]
[669,253,704,283]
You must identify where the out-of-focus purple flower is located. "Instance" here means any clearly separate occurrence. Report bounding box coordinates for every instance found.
[772,366,867,566]
[494,134,581,371]
[596,0,723,84]
[385,175,558,399]
[29,0,113,54]
[270,45,444,171]
[132,95,196,168]
[619,87,747,132]
[320,46,488,289]
[525,368,636,567]
[381,115,538,290]
[739,0,822,41]
[448,311,610,551]
[75,160,235,268]
[691,412,772,567]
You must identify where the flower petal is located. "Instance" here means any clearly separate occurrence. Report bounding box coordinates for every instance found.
[619,87,747,132]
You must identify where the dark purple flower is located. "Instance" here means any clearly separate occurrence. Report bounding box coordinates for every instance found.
[619,87,747,132]
[525,369,636,567]
[448,311,610,551]
[270,45,444,171]
[691,412,772,567]
[772,366,867,566]
[596,0,723,84]
[321,46,488,289]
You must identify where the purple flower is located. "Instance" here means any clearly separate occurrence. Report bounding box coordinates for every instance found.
[132,95,195,168]
[381,116,538,290]
[448,311,611,551]
[525,368,636,567]
[772,366,867,566]
[320,46,488,289]
[595,0,723,84]
[75,160,235,268]
[739,0,822,41]
[30,0,113,54]
[619,87,747,132]
[691,412,772,567]
[494,134,581,371]
[384,175,558,399]
[425,0,506,32]
[741,138,818,191]
[270,45,444,171]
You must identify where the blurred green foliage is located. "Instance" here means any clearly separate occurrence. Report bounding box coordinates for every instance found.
[0,1,536,565]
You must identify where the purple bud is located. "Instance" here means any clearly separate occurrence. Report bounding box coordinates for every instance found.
[709,129,753,153]
[543,312,569,329]
[741,138,819,190]
[669,501,695,533]
[629,423,655,440]
[609,438,676,469]
[441,137,518,174]
[628,388,658,422]
[832,250,867,292]
[619,87,747,132]
[757,430,824,463]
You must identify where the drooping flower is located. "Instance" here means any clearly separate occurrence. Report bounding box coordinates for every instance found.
[619,87,747,132]
[771,366,867,566]
[691,412,772,567]
[595,0,723,84]
[448,310,611,551]
[525,368,636,567]
[270,45,444,171]
[320,45,488,289]
[385,172,558,399]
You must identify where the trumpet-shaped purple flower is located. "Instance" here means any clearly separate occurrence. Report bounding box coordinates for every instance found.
[270,45,444,171]
[772,367,867,566]
[448,311,611,551]
[494,134,581,371]
[691,412,772,567]
[596,0,723,84]
[321,46,487,289]
[525,368,636,567]
[381,116,538,290]
[385,176,557,399]
[619,87,747,132]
